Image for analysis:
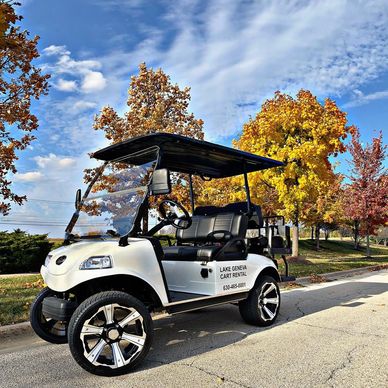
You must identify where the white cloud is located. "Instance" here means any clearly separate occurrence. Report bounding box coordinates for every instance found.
[55,78,78,92]
[163,0,388,138]
[343,89,388,108]
[43,45,70,56]
[56,55,101,76]
[34,153,77,169]
[13,171,43,182]
[81,71,107,93]
[66,0,388,141]
[42,46,102,78]
[72,100,98,112]
[92,0,144,10]
[33,0,388,157]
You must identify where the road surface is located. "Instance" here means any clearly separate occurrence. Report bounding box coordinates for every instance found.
[1,270,387,387]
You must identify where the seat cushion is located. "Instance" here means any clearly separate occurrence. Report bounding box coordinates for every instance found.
[163,245,221,261]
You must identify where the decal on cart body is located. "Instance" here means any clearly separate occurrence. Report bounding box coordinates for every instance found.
[216,262,248,293]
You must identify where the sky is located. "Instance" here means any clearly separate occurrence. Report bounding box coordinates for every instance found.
[2,0,388,237]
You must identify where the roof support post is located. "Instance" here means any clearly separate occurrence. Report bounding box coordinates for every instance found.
[189,174,195,214]
[243,164,252,214]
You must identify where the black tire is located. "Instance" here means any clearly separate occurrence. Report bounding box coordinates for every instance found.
[30,287,68,344]
[239,275,280,326]
[68,291,153,376]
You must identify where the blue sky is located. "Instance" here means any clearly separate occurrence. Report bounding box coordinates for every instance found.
[3,0,388,236]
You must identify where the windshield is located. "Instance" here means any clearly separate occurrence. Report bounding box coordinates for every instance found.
[70,149,158,238]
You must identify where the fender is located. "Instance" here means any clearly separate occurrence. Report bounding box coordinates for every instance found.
[41,238,170,305]
[243,253,280,290]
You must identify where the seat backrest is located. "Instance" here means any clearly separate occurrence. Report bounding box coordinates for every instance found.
[176,213,248,243]
[194,202,263,228]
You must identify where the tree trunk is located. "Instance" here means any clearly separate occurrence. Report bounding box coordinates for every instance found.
[366,225,371,257]
[366,234,370,257]
[353,220,359,249]
[315,225,320,250]
[311,226,314,240]
[292,225,299,257]
[324,230,329,241]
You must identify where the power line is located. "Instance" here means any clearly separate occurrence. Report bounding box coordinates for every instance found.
[0,221,69,226]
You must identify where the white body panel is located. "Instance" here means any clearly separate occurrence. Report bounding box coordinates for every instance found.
[41,238,169,305]
[162,254,277,297]
[162,260,217,295]
[42,239,278,308]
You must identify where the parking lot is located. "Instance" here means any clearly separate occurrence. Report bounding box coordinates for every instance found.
[1,270,387,388]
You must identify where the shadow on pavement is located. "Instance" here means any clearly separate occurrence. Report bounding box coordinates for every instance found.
[141,277,388,369]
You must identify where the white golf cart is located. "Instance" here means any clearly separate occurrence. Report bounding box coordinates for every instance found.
[30,133,293,376]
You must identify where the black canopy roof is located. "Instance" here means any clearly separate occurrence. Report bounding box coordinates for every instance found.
[92,133,283,178]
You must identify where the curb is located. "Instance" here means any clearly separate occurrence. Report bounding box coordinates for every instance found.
[285,264,388,286]
[0,265,387,338]
[0,321,33,339]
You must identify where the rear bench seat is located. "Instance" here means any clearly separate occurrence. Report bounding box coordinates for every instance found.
[162,212,248,262]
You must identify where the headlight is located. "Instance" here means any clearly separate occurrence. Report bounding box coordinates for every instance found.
[44,255,52,267]
[80,256,112,270]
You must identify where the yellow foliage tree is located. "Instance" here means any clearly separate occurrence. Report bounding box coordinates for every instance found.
[302,172,345,248]
[235,90,353,257]
[84,63,204,230]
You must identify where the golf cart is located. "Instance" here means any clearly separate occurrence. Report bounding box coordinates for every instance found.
[30,133,293,376]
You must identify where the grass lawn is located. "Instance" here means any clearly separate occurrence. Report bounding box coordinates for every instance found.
[279,239,388,278]
[0,275,43,326]
[0,239,387,326]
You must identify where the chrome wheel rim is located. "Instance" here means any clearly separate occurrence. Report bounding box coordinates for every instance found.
[80,304,146,369]
[258,282,279,321]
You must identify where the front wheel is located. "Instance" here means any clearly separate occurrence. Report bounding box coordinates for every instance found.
[68,291,153,376]
[30,287,68,344]
[239,275,280,326]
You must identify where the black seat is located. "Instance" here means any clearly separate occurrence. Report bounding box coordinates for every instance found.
[162,212,248,262]
[163,245,221,261]
[195,201,263,228]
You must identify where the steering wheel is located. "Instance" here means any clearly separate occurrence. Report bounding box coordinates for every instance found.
[158,200,192,230]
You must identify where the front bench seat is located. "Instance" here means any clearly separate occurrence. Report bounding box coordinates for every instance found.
[162,212,248,261]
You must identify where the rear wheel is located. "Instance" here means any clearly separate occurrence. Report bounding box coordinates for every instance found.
[239,275,280,326]
[68,291,153,376]
[30,287,68,344]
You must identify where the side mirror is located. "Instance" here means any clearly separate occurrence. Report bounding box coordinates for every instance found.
[75,188,82,209]
[150,169,171,195]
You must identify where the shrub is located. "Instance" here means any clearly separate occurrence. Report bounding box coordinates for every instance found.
[0,230,53,274]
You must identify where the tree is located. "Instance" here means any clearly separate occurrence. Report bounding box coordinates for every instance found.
[85,63,204,230]
[0,229,52,273]
[302,172,345,249]
[344,128,387,256]
[235,90,352,257]
[0,1,49,215]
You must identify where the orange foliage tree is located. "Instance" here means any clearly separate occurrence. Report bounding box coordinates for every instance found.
[84,63,204,229]
[0,1,49,214]
[234,90,353,257]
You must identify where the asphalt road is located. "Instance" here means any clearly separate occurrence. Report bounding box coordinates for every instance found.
[1,271,387,388]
